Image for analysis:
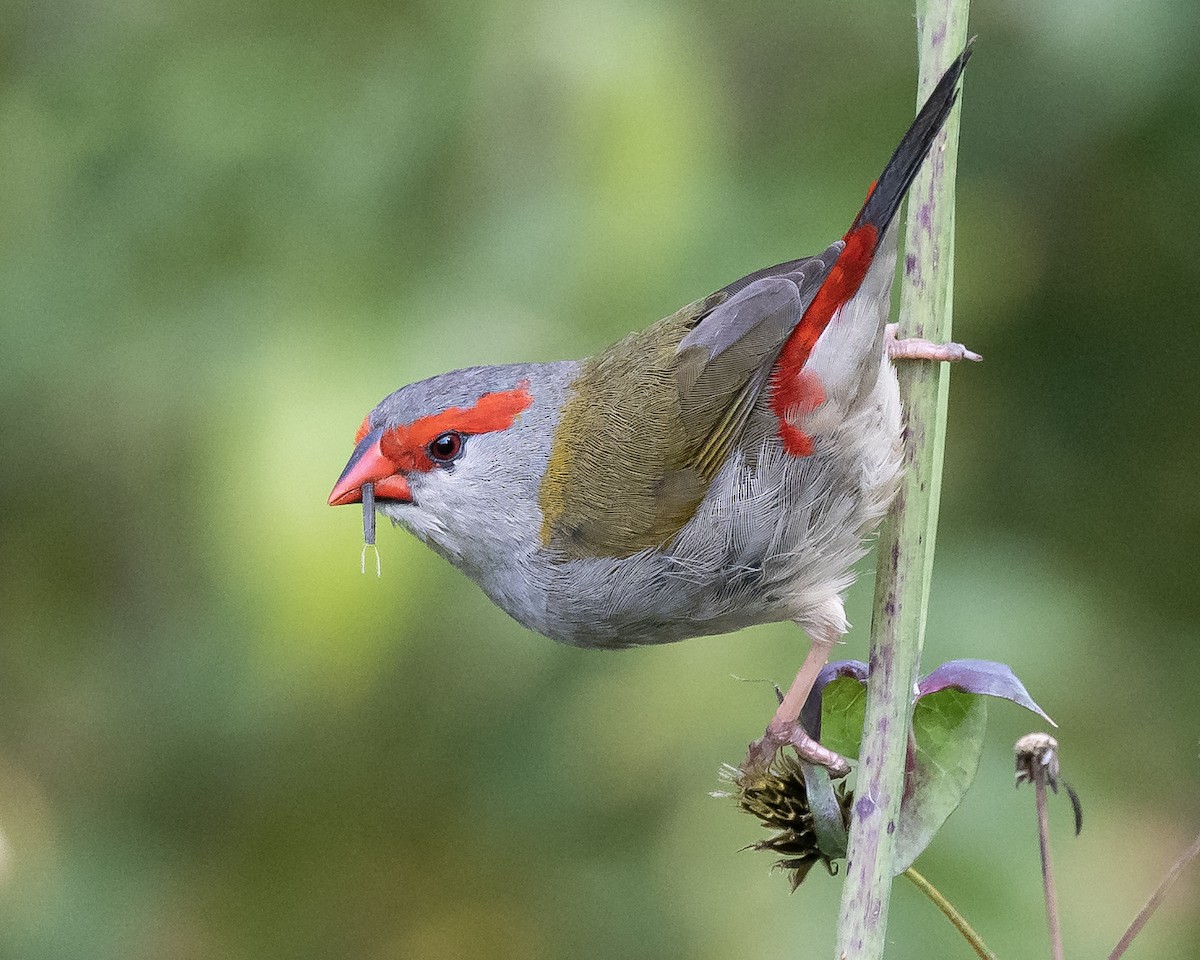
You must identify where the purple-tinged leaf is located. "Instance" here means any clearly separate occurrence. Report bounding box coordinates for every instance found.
[820,659,870,685]
[800,660,868,757]
[894,688,987,873]
[800,660,868,738]
[917,659,1053,723]
[893,661,1052,871]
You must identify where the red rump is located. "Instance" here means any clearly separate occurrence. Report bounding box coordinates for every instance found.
[769,223,878,456]
[379,383,533,472]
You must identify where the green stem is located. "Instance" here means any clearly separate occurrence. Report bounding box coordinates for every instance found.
[903,867,998,960]
[833,1,971,956]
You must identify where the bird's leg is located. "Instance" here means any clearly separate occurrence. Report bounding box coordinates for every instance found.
[743,633,850,778]
[885,322,982,363]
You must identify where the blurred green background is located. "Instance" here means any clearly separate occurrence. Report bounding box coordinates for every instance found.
[3,0,1198,957]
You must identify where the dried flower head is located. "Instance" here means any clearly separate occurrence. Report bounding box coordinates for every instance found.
[1014,732,1060,788]
[717,754,852,890]
[1014,732,1083,835]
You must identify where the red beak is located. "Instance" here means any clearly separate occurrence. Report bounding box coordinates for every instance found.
[328,427,413,506]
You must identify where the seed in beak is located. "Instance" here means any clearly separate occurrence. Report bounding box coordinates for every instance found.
[361,482,381,577]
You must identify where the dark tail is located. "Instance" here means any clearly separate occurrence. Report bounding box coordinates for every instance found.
[850,39,974,242]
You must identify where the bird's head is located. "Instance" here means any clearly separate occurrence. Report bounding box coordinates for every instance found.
[328,362,573,570]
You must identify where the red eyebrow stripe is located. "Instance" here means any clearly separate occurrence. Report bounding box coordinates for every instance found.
[379,383,533,473]
[354,415,372,445]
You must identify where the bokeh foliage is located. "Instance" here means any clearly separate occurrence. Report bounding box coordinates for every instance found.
[2,1,1199,957]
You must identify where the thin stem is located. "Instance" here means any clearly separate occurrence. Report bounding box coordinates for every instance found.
[1108,829,1200,960]
[903,866,998,960]
[833,1,971,955]
[1034,780,1064,960]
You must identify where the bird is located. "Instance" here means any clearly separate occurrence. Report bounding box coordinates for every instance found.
[329,45,977,777]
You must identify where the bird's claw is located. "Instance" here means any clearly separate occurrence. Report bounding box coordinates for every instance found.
[885,323,982,363]
[742,718,852,779]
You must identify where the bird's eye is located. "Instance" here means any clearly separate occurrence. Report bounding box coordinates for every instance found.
[427,431,464,464]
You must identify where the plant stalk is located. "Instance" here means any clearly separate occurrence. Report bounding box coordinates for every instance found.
[1034,779,1064,960]
[903,866,997,960]
[1108,829,1200,960]
[833,0,971,955]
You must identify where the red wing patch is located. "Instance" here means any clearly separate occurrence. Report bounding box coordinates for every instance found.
[773,370,826,457]
[769,223,877,456]
[379,382,533,473]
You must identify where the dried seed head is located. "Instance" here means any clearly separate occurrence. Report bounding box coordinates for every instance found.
[717,755,852,890]
[1014,732,1060,789]
[1015,732,1083,835]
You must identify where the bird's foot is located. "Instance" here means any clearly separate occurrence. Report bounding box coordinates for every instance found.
[743,717,852,779]
[885,323,982,362]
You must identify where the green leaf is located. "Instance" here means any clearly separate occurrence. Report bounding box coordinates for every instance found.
[893,688,987,874]
[800,761,849,859]
[820,676,868,760]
